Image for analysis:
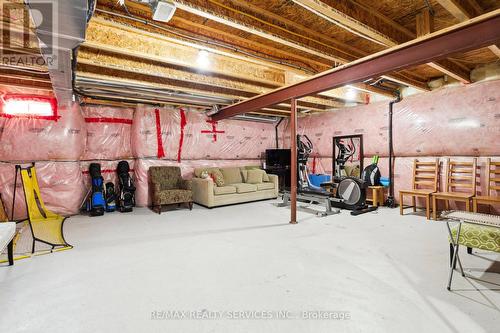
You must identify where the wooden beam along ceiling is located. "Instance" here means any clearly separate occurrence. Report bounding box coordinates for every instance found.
[95,2,416,100]
[292,0,471,83]
[164,0,430,90]
[435,0,500,59]
[212,10,500,120]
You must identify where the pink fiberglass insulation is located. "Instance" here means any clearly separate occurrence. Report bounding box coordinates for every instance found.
[81,106,134,160]
[134,159,261,206]
[291,80,500,211]
[80,159,135,191]
[0,102,86,161]
[297,80,500,158]
[0,161,86,220]
[132,105,276,160]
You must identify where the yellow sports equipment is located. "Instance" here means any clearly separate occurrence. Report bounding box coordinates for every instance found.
[13,164,71,253]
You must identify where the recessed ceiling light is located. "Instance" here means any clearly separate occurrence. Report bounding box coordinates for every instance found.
[197,50,211,70]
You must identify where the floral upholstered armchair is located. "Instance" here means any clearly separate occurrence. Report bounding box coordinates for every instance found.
[149,166,193,214]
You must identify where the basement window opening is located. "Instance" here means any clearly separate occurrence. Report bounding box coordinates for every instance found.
[0,95,59,121]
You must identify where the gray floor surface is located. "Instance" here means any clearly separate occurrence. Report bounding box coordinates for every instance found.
[1,200,499,333]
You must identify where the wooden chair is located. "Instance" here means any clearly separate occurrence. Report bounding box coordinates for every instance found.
[432,158,477,220]
[473,158,500,213]
[399,159,439,220]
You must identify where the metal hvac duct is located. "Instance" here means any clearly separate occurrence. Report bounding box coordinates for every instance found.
[26,0,89,103]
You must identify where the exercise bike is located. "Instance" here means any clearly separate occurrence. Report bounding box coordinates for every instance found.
[280,134,377,216]
[329,139,378,215]
[280,135,341,217]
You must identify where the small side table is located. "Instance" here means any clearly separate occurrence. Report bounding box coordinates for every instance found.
[367,186,386,207]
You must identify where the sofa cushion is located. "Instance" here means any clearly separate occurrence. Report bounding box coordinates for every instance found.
[209,169,225,187]
[240,169,248,182]
[256,182,275,191]
[263,171,270,182]
[233,183,257,193]
[150,166,181,190]
[194,167,220,178]
[153,189,192,205]
[451,223,500,253]
[221,167,243,184]
[247,169,264,184]
[213,186,237,195]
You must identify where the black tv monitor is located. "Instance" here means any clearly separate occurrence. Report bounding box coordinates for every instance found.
[265,149,291,167]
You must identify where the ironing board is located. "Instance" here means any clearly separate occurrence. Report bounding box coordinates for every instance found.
[440,210,500,290]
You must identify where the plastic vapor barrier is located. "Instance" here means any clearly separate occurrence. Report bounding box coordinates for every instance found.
[0,161,85,220]
[132,105,276,160]
[82,106,134,160]
[0,102,86,161]
[297,80,500,158]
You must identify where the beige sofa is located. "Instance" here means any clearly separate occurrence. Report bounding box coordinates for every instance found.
[192,166,279,208]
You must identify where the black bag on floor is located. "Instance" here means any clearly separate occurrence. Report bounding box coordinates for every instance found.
[87,163,105,216]
[361,155,381,186]
[117,161,135,212]
[104,182,117,213]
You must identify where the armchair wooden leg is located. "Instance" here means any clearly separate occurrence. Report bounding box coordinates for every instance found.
[399,193,404,215]
[465,199,471,212]
[425,195,430,220]
[444,200,450,211]
[467,247,472,255]
[432,196,437,220]
[472,199,477,213]
[411,196,416,212]
[8,239,14,266]
[189,202,193,211]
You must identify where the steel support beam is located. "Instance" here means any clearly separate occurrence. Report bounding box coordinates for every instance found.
[212,11,500,121]
[290,98,298,224]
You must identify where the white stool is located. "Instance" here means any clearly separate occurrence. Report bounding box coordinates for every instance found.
[0,222,16,266]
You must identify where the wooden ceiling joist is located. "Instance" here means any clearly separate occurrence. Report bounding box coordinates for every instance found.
[166,0,430,90]
[436,0,500,59]
[436,0,475,21]
[171,0,346,64]
[291,0,397,46]
[96,1,427,100]
[293,0,471,83]
[85,17,287,87]
[212,10,500,120]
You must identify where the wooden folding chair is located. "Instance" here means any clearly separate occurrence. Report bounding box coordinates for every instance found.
[473,158,500,213]
[399,159,439,220]
[432,158,477,220]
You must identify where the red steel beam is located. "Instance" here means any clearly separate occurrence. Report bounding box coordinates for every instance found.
[212,10,500,121]
[290,98,298,224]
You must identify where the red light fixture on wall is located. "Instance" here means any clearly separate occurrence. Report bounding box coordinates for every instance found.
[0,95,59,121]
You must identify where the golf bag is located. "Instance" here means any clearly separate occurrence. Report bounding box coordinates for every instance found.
[104,182,117,212]
[361,155,381,186]
[87,163,105,216]
[117,161,135,212]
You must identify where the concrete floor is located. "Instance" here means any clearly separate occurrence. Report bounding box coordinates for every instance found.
[1,200,499,333]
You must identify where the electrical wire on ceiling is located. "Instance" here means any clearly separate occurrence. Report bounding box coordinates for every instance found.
[205,0,350,63]
[0,64,50,75]
[423,0,435,16]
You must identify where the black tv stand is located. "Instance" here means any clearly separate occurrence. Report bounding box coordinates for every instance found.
[265,165,290,192]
